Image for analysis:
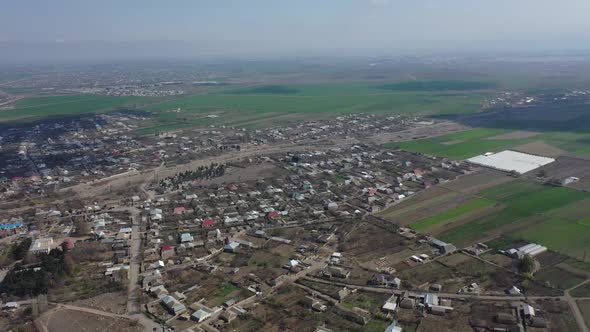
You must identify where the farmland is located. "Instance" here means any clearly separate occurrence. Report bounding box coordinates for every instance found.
[392,127,590,159]
[0,95,158,122]
[1,80,489,125]
[381,175,590,261]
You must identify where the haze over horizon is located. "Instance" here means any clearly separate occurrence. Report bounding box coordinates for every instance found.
[1,0,590,62]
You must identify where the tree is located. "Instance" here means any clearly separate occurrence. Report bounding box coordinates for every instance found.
[518,254,535,273]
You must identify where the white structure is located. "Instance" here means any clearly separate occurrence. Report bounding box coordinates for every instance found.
[29,237,54,254]
[467,150,555,174]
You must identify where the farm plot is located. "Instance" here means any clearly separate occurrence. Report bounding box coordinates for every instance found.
[410,197,496,233]
[389,177,590,260]
[580,300,590,329]
[394,127,590,160]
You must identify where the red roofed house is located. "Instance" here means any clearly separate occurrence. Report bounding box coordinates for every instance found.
[174,207,186,215]
[413,169,426,177]
[160,245,175,259]
[266,211,280,220]
[202,219,216,227]
[367,188,377,196]
[227,183,238,191]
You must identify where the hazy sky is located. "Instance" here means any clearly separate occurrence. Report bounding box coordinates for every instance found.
[1,0,590,57]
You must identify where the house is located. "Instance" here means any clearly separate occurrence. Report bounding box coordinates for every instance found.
[160,245,175,259]
[399,298,415,309]
[495,312,517,325]
[150,285,169,298]
[174,207,186,214]
[328,266,350,279]
[300,296,328,312]
[3,302,19,310]
[191,308,213,322]
[429,238,456,254]
[161,295,186,315]
[336,287,351,301]
[29,237,53,254]
[430,284,442,292]
[522,304,535,318]
[180,233,194,243]
[384,321,403,332]
[368,274,400,288]
[266,211,280,220]
[220,310,237,323]
[202,219,216,227]
[506,286,521,295]
[423,294,439,307]
[382,295,398,313]
[529,317,548,328]
[224,241,240,253]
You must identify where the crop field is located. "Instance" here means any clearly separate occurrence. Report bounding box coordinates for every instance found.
[382,175,590,260]
[410,198,496,232]
[1,80,489,125]
[0,95,158,122]
[393,127,590,159]
[439,181,590,255]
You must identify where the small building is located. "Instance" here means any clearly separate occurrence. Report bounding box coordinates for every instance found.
[522,304,535,318]
[382,295,398,313]
[430,284,442,292]
[191,308,212,322]
[219,310,237,323]
[29,237,53,254]
[161,295,186,315]
[180,233,194,243]
[224,241,240,253]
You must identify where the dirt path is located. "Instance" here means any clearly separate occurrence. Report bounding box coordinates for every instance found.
[565,279,590,332]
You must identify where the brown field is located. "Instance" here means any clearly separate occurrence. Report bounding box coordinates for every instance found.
[35,307,142,332]
[532,156,590,191]
[513,140,567,157]
[340,222,409,262]
[531,299,579,332]
[428,203,503,237]
[487,130,540,140]
[578,299,590,328]
[71,292,128,315]
[377,188,468,226]
[439,170,513,194]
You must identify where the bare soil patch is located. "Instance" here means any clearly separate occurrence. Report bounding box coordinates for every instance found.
[531,156,590,191]
[513,140,567,157]
[71,292,128,315]
[441,139,463,145]
[486,130,540,140]
[440,170,513,194]
[36,308,141,332]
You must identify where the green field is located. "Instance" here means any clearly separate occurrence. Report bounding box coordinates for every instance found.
[1,80,489,124]
[405,180,590,261]
[410,198,495,232]
[393,127,590,159]
[0,95,160,122]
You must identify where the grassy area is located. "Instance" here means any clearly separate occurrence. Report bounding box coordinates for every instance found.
[571,283,590,297]
[0,95,158,122]
[410,198,495,232]
[392,127,590,159]
[1,80,489,125]
[514,218,590,261]
[376,80,496,91]
[578,300,590,328]
[535,267,585,289]
[404,179,590,260]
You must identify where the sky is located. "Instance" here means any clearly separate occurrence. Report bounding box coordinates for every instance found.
[1,0,590,60]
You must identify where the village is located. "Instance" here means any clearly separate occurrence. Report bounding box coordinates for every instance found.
[0,110,587,332]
